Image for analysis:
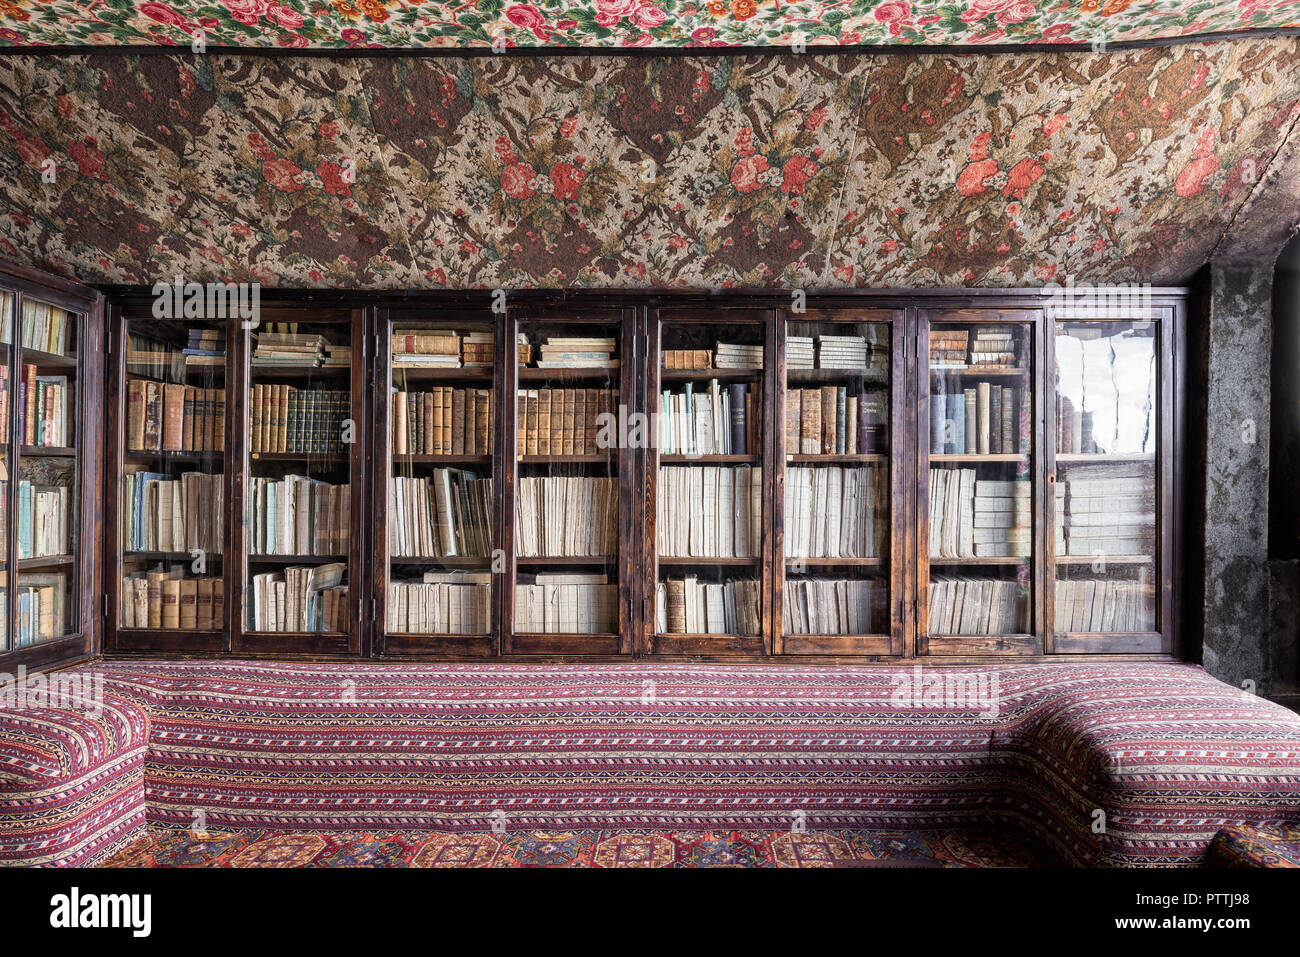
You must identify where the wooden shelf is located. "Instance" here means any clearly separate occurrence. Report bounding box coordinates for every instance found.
[787,453,885,463]
[1056,452,1155,463]
[516,556,616,565]
[930,453,1028,462]
[247,554,347,564]
[250,452,347,463]
[786,557,883,567]
[391,367,493,382]
[19,445,76,457]
[658,556,759,566]
[518,367,619,383]
[518,454,615,464]
[929,556,1029,565]
[124,449,222,463]
[250,363,350,378]
[124,551,223,562]
[1055,555,1153,565]
[15,555,75,570]
[929,366,1028,377]
[393,454,491,466]
[390,556,490,567]
[659,369,761,383]
[659,454,758,463]
[21,346,76,369]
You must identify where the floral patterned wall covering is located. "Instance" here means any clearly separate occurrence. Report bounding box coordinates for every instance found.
[1,1,1299,50]
[0,38,1298,289]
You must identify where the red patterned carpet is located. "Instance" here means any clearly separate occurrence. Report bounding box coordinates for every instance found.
[101,826,1041,869]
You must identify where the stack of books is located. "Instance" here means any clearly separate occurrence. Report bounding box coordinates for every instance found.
[1055,577,1154,632]
[714,342,763,370]
[516,388,617,456]
[783,578,886,635]
[252,331,329,367]
[123,471,224,553]
[929,578,1023,634]
[514,476,617,558]
[655,578,762,635]
[786,336,815,369]
[184,328,225,369]
[249,563,347,632]
[15,480,69,558]
[784,466,883,559]
[120,570,222,630]
[394,388,493,456]
[816,335,869,370]
[1058,464,1154,557]
[930,383,1025,455]
[972,479,1031,558]
[515,573,618,633]
[249,385,347,454]
[389,572,491,634]
[929,467,976,559]
[389,469,491,558]
[657,466,761,558]
[659,380,754,455]
[663,349,713,370]
[392,328,462,368]
[969,326,1018,367]
[127,380,224,452]
[533,336,617,369]
[249,476,350,556]
[786,387,885,455]
[930,329,969,368]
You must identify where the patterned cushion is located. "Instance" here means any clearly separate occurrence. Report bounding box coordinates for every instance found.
[1208,824,1300,867]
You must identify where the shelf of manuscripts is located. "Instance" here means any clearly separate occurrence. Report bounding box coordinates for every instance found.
[117,316,227,641]
[508,310,628,655]
[777,314,894,655]
[0,289,81,653]
[921,313,1038,655]
[1050,316,1163,653]
[651,311,768,655]
[242,317,356,647]
[382,312,499,653]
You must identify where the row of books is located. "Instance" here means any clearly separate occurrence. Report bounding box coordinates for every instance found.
[126,380,225,452]
[785,387,885,455]
[929,577,1025,634]
[125,329,225,384]
[655,578,762,635]
[515,573,618,633]
[392,388,493,456]
[523,336,617,369]
[15,298,74,356]
[784,578,887,635]
[7,366,71,448]
[4,576,67,647]
[786,334,886,371]
[663,349,713,370]
[929,383,1027,455]
[248,564,347,632]
[930,326,1021,368]
[249,385,348,455]
[123,471,223,553]
[253,331,349,368]
[656,466,761,559]
[15,481,69,559]
[248,476,350,557]
[659,381,755,455]
[392,328,492,368]
[1055,578,1155,632]
[388,573,491,634]
[1056,464,1154,556]
[120,570,223,630]
[389,470,492,558]
[929,470,1031,559]
[785,466,884,559]
[515,476,618,558]
[516,388,618,456]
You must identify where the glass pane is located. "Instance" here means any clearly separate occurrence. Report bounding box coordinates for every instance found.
[120,318,226,631]
[14,296,79,647]
[387,318,494,636]
[927,320,1033,635]
[514,320,619,636]
[244,321,351,634]
[781,317,890,638]
[1053,319,1158,633]
[654,320,763,638]
[0,288,12,652]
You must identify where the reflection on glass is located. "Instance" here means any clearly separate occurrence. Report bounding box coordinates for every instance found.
[927,321,1032,635]
[1053,320,1157,633]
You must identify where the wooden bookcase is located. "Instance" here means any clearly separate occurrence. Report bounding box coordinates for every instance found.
[0,262,1189,668]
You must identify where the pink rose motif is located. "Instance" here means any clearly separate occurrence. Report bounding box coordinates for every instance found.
[1002,157,1044,199]
[780,154,818,195]
[506,4,548,37]
[502,162,538,200]
[731,154,770,193]
[262,158,304,193]
[341,28,366,44]
[317,159,352,197]
[140,2,189,27]
[277,32,308,47]
[956,158,999,196]
[997,1,1035,24]
[319,120,340,140]
[67,141,106,180]
[1175,155,1220,197]
[961,0,1015,20]
[266,3,304,29]
[634,4,667,29]
[595,0,640,22]
[873,1,912,36]
[692,26,716,41]
[550,162,586,201]
[222,0,267,27]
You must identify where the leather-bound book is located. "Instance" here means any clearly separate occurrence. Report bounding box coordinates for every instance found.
[820,385,837,454]
[160,576,181,629]
[666,578,686,634]
[182,386,197,451]
[562,388,576,455]
[475,389,491,454]
[525,390,539,455]
[800,389,820,455]
[537,389,551,455]
[179,579,198,629]
[573,388,587,455]
[127,379,147,450]
[143,381,162,451]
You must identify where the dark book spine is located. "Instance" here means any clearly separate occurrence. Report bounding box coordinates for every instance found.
[728,383,747,455]
[835,386,847,455]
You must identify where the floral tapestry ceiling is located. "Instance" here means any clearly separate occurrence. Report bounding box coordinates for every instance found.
[1,1,1299,50]
[1,38,1298,288]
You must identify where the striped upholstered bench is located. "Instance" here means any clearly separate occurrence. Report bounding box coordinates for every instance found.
[2,660,1299,866]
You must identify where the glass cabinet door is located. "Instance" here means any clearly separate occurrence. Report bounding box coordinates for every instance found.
[1050,313,1166,653]
[649,308,770,656]
[115,314,227,648]
[239,312,358,653]
[0,286,12,652]
[379,308,499,655]
[920,310,1040,655]
[507,306,630,655]
[777,308,898,655]
[10,294,82,651]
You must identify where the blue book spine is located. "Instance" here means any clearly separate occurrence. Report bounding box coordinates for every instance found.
[945,394,965,454]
